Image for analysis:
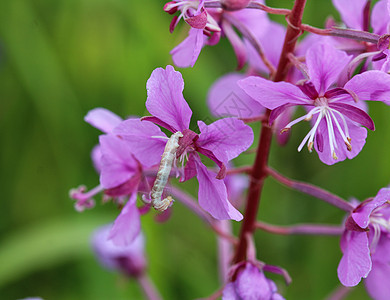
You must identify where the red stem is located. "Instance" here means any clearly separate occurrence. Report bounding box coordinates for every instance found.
[233,0,307,264]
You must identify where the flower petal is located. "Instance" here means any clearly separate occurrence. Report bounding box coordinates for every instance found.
[112,119,166,168]
[108,193,141,246]
[91,145,102,173]
[329,103,375,131]
[306,43,351,93]
[344,70,390,105]
[146,65,192,132]
[197,118,254,162]
[364,260,390,300]
[84,108,122,133]
[371,0,390,35]
[337,230,372,286]
[208,73,264,118]
[222,282,239,300]
[222,21,247,70]
[194,156,243,221]
[235,264,273,300]
[170,28,205,68]
[92,224,145,272]
[352,188,390,228]
[238,76,310,110]
[246,21,285,73]
[314,117,367,165]
[332,0,367,30]
[99,135,138,189]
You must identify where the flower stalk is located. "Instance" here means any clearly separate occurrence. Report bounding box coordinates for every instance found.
[233,0,307,264]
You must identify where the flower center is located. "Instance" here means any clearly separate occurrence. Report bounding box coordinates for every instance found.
[281,96,352,159]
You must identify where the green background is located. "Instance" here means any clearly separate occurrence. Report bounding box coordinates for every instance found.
[0,0,388,299]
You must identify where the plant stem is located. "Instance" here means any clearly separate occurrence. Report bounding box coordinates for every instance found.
[137,274,163,300]
[256,221,344,235]
[233,0,307,264]
[266,167,354,212]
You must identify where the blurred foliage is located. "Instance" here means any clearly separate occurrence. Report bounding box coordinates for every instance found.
[0,0,387,299]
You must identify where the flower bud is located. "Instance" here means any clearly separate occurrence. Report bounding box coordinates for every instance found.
[92,225,147,277]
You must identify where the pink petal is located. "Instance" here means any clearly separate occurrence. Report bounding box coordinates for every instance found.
[332,0,367,30]
[222,21,247,70]
[84,108,122,133]
[344,71,390,105]
[99,135,138,189]
[108,193,141,246]
[235,264,273,299]
[306,43,352,94]
[238,76,310,110]
[364,260,390,300]
[352,188,390,228]
[329,103,375,131]
[170,28,205,68]
[337,230,372,286]
[194,156,243,221]
[314,117,367,165]
[146,65,192,132]
[246,21,285,73]
[371,0,390,35]
[197,118,254,162]
[113,119,166,168]
[222,282,239,300]
[91,145,102,173]
[92,224,145,272]
[208,73,264,118]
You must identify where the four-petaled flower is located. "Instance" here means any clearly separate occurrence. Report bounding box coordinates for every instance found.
[112,65,253,221]
[239,43,390,165]
[338,188,390,300]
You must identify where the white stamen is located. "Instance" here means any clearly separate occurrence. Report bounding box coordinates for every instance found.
[329,109,352,151]
[282,106,321,132]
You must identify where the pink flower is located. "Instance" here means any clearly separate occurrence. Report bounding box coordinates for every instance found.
[113,65,254,221]
[239,43,390,164]
[338,188,390,300]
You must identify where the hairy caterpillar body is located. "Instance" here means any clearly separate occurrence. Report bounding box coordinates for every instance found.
[151,131,183,211]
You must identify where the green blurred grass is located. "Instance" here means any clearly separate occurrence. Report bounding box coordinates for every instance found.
[0,0,387,299]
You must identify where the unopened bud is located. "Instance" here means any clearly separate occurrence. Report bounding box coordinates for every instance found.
[221,0,251,11]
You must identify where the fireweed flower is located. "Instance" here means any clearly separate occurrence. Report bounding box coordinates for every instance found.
[337,188,390,300]
[112,65,253,221]
[92,224,147,277]
[239,43,390,165]
[70,109,149,246]
[165,0,270,68]
[332,0,390,73]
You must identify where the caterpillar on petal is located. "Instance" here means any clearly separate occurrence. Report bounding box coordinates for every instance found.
[150,131,183,211]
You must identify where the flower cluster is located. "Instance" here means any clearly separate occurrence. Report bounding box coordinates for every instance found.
[70,1,390,299]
